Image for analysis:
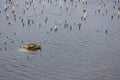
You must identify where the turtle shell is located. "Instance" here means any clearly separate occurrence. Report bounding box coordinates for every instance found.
[23,43,42,51]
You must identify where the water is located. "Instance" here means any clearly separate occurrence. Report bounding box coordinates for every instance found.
[0,0,120,80]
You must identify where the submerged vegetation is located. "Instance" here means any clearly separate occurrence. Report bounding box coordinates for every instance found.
[0,0,120,52]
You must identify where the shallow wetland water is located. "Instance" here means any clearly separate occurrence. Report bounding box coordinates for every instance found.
[0,0,120,80]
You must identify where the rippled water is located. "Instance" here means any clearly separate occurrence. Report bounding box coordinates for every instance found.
[0,0,120,80]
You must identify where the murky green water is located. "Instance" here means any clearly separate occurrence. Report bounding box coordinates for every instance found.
[0,0,120,80]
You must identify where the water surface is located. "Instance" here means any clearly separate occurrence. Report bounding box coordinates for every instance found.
[0,0,120,80]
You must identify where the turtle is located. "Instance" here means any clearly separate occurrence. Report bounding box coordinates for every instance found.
[22,43,42,51]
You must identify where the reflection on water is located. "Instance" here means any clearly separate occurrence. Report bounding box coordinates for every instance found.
[18,48,40,53]
[0,0,120,80]
[18,48,29,52]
